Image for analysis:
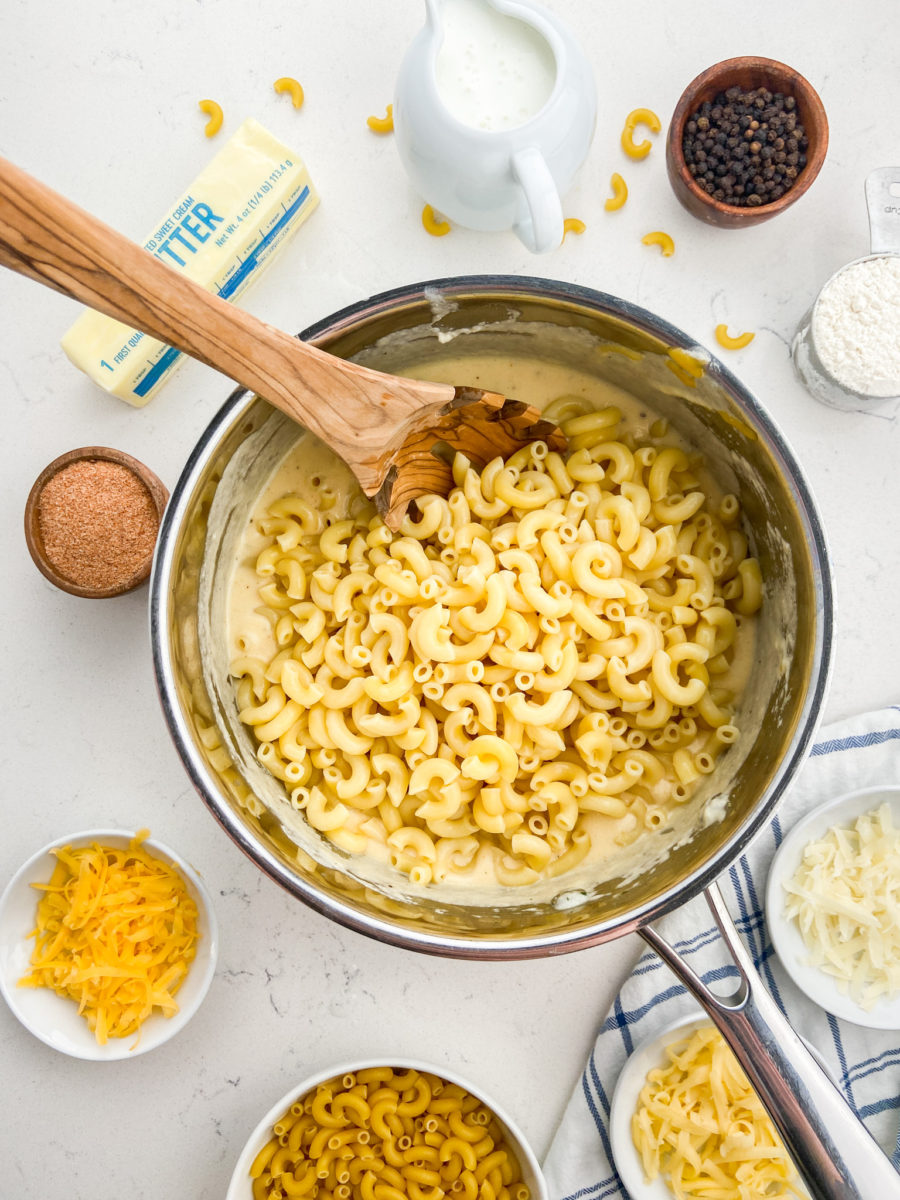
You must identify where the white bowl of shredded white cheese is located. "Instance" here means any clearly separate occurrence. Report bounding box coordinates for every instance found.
[766,785,900,1030]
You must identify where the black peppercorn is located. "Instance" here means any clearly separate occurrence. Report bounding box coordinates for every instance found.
[681,84,808,207]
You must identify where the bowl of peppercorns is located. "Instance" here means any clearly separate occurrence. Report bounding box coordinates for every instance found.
[666,56,828,227]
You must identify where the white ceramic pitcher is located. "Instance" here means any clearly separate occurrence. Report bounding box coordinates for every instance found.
[393,0,597,254]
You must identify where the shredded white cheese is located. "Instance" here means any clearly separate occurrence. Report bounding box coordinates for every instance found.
[783,803,900,1009]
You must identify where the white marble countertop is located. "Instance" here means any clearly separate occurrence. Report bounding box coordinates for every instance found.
[1,2,898,1195]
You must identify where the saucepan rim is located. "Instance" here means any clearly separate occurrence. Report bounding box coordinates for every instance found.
[150,274,833,959]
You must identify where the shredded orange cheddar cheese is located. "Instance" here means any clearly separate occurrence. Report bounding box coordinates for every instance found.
[19,831,200,1045]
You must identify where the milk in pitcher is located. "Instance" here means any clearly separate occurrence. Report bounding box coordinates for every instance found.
[434,0,557,131]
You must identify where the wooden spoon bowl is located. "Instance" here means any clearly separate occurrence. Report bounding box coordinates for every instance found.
[666,56,828,228]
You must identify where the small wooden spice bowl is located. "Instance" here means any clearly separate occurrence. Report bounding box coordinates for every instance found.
[24,447,169,598]
[666,56,828,228]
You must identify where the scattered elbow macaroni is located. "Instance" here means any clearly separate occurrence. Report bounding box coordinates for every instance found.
[642,231,675,257]
[198,99,224,138]
[274,77,305,109]
[422,205,451,237]
[367,105,394,134]
[632,1025,804,1199]
[621,108,661,160]
[604,174,628,212]
[562,218,586,241]
[249,1067,532,1200]
[783,802,900,1009]
[230,398,761,886]
[715,325,756,351]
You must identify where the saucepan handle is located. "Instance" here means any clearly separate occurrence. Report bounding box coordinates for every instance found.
[640,882,900,1200]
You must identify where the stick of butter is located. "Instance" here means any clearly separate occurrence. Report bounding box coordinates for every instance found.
[61,117,319,406]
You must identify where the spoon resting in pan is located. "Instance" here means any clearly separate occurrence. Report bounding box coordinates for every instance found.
[0,156,563,529]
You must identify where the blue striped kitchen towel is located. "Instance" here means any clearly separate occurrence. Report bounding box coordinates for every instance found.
[542,706,900,1200]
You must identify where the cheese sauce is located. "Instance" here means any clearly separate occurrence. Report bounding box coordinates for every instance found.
[226,354,757,889]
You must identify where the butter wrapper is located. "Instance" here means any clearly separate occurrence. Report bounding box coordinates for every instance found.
[61,118,319,406]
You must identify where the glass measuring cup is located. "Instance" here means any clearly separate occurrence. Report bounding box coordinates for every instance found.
[791,167,900,409]
[393,0,596,254]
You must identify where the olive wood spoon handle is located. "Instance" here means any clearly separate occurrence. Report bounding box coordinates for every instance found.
[0,155,459,497]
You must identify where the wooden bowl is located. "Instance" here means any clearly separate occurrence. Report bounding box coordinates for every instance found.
[666,57,828,228]
[24,447,169,598]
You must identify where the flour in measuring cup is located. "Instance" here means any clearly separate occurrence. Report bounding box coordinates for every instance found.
[812,256,900,397]
[435,0,557,131]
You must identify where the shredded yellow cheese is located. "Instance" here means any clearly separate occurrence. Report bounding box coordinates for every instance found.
[632,1025,805,1199]
[784,802,900,1009]
[19,831,200,1045]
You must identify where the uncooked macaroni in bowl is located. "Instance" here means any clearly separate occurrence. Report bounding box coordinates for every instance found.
[246,1066,534,1200]
[225,358,761,889]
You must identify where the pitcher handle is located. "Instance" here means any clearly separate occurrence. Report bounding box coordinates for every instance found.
[640,882,900,1200]
[511,146,563,254]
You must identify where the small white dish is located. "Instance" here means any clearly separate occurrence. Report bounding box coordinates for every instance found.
[0,828,218,1060]
[226,1057,549,1200]
[609,1012,829,1197]
[609,1012,709,1200]
[766,785,900,1030]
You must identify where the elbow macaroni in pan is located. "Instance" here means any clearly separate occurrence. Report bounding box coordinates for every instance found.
[227,385,761,888]
[249,1067,531,1200]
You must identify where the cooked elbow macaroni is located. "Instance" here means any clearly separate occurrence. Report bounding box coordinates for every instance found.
[250,1067,532,1200]
[632,1025,804,1199]
[228,391,761,887]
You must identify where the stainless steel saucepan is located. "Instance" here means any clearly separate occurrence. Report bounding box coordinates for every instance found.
[150,277,897,1200]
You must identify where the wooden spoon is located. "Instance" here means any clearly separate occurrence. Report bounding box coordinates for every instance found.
[0,157,563,528]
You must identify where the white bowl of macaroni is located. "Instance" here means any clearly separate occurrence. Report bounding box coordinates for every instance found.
[225,1059,548,1200]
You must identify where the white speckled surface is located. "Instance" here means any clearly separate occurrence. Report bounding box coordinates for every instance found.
[1,2,898,1195]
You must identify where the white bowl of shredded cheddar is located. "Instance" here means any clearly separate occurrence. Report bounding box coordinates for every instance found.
[226,1058,548,1200]
[0,828,218,1059]
[766,785,900,1029]
[609,1014,809,1200]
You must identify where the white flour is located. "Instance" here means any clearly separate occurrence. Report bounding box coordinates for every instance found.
[812,255,900,397]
